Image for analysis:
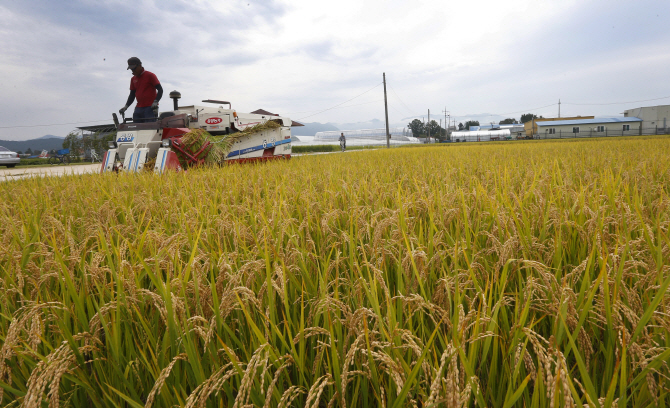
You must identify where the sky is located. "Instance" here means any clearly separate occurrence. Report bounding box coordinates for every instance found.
[1,0,669,140]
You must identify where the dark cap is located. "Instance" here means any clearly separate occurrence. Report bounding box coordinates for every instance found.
[127,57,141,70]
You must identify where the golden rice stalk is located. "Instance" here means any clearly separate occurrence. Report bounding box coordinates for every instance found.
[263,355,294,408]
[184,363,236,408]
[145,353,188,408]
[304,374,333,408]
[0,302,66,404]
[277,386,305,408]
[143,157,157,172]
[233,345,270,408]
[23,333,99,408]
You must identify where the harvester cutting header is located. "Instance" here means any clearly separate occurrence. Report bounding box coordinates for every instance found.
[102,90,296,173]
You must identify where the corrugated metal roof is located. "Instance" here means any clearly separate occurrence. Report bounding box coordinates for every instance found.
[536,117,642,127]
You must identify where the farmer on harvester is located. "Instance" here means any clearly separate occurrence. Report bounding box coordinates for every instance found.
[119,57,163,123]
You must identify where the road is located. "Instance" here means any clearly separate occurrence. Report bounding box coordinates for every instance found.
[0,150,361,182]
[0,163,101,182]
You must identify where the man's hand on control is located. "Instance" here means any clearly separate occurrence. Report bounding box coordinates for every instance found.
[119,105,128,115]
[151,100,159,110]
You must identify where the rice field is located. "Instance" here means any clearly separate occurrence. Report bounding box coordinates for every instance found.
[0,136,669,407]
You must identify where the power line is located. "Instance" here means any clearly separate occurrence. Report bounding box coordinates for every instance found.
[0,118,113,130]
[402,102,557,121]
[387,83,414,114]
[387,101,405,117]
[296,82,383,121]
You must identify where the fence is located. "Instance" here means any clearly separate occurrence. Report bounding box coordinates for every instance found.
[449,127,670,143]
[292,136,422,147]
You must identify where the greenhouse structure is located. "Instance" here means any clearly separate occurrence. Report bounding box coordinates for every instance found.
[450,129,511,142]
[309,127,419,146]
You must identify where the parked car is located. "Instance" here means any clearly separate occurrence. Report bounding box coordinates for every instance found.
[0,146,20,168]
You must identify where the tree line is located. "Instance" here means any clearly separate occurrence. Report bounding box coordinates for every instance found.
[61,131,116,156]
[14,131,117,156]
[406,119,447,140]
[407,113,543,140]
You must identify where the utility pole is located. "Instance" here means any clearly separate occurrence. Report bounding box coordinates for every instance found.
[383,73,390,148]
[442,108,449,140]
[427,109,430,142]
[558,99,561,118]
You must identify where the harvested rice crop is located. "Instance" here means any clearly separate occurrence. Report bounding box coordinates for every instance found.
[179,121,282,166]
[0,136,669,407]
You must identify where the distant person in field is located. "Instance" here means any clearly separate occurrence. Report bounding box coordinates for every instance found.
[339,132,346,151]
[119,57,163,123]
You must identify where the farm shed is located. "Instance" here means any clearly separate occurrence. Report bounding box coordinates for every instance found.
[624,104,670,133]
[524,116,594,137]
[535,117,642,138]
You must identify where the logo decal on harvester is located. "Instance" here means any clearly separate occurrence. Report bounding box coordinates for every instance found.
[205,118,223,125]
[117,132,135,142]
[227,138,291,158]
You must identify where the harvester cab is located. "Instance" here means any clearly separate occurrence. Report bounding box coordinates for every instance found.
[101,91,293,173]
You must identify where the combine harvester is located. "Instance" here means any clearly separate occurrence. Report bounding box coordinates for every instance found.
[101,91,296,173]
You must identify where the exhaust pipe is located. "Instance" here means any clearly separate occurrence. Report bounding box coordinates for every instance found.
[169,90,181,111]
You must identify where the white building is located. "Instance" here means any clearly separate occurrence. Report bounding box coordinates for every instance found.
[451,129,511,142]
[624,105,670,133]
[535,117,642,138]
[470,123,525,138]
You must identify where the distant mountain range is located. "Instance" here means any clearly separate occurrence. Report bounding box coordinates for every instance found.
[0,137,66,153]
[292,119,410,136]
[291,122,339,136]
[37,134,65,140]
[333,118,389,131]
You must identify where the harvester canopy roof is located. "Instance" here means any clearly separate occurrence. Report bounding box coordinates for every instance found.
[251,109,304,127]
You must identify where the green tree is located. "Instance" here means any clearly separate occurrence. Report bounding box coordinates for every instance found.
[93,131,116,153]
[62,131,82,155]
[426,120,445,140]
[407,119,425,138]
[464,120,480,130]
[25,148,33,155]
[520,113,543,123]
[458,122,464,131]
[82,129,117,155]
[499,118,518,124]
